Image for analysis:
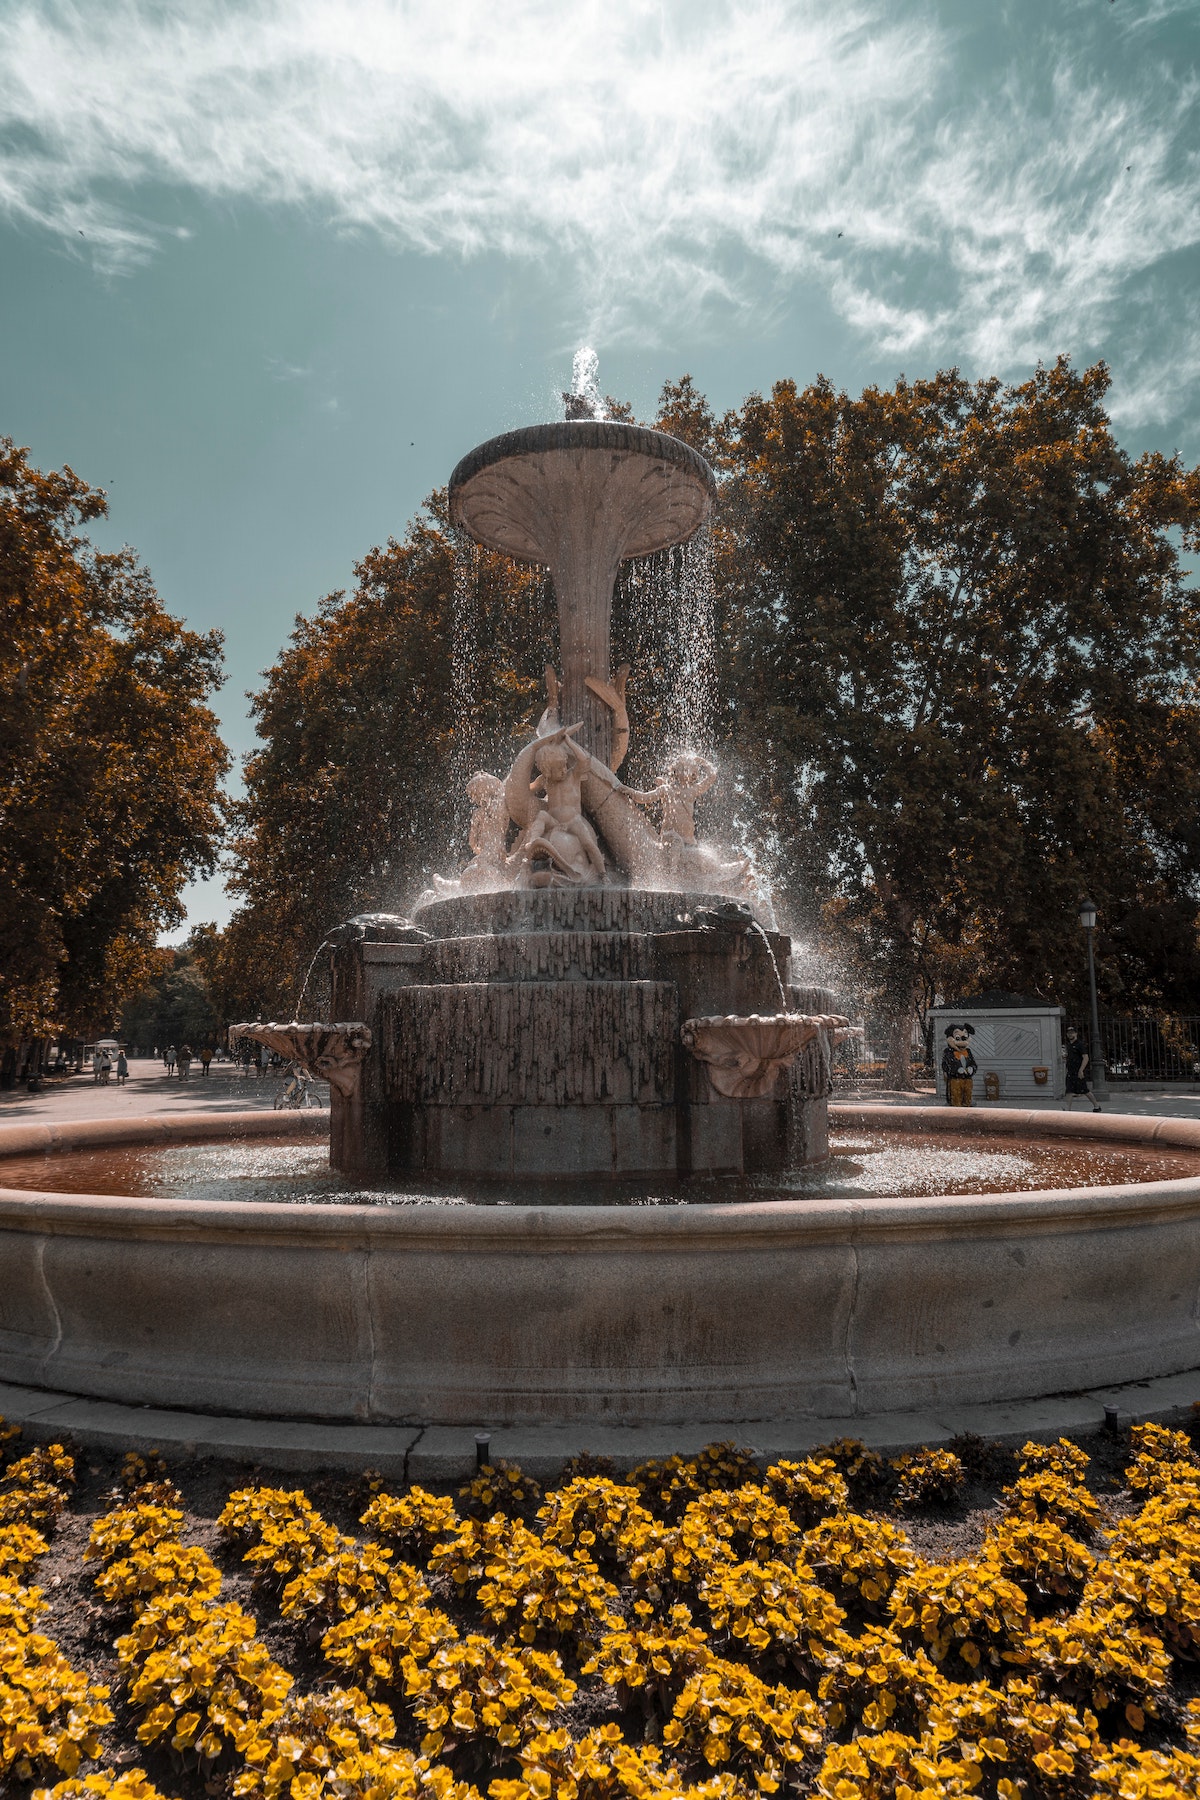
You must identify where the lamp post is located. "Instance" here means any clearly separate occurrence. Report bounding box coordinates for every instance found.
[1078,898,1107,1099]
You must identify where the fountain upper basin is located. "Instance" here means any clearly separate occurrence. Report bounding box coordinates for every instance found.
[449,422,717,768]
[448,421,716,563]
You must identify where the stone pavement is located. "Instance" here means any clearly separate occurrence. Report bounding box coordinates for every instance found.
[0,1056,328,1122]
[2,1366,1198,1480]
[841,1083,1200,1119]
[7,1064,1198,1127]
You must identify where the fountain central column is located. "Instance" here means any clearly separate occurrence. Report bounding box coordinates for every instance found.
[449,421,715,767]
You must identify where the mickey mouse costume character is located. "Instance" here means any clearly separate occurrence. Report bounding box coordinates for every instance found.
[941,1022,978,1107]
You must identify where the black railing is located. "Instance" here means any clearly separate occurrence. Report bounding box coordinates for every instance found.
[837,1015,1200,1086]
[1099,1015,1200,1083]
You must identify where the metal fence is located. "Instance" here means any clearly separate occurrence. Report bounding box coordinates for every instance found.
[1099,1015,1200,1083]
[834,1027,926,1084]
[839,1015,1200,1086]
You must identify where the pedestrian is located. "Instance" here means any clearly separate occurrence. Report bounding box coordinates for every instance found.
[164,1045,177,1078]
[200,1046,212,1077]
[92,1051,101,1084]
[116,1049,128,1086]
[97,1051,111,1086]
[1063,1025,1102,1113]
[177,1044,192,1081]
[258,1044,269,1080]
[941,1022,978,1107]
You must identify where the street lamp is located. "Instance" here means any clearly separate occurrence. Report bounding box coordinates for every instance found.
[1078,898,1107,1099]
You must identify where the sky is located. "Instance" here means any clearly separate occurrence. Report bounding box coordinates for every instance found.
[2,0,1198,936]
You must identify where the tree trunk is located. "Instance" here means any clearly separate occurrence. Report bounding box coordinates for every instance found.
[883,1008,916,1090]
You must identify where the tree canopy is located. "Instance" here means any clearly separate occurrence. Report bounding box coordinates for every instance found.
[220,360,1200,1068]
[0,438,228,1049]
[119,943,219,1054]
[716,359,1200,1071]
[219,501,553,1017]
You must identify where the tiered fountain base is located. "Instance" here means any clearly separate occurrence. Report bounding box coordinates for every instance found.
[327,891,838,1179]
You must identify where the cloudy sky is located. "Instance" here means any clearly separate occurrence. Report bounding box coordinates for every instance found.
[2,0,1198,930]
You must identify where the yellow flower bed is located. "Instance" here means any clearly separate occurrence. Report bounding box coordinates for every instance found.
[0,1440,113,1785]
[10,1422,1200,1797]
[404,1635,577,1758]
[582,1604,712,1714]
[363,1488,462,1558]
[34,1775,175,1800]
[1,1627,115,1782]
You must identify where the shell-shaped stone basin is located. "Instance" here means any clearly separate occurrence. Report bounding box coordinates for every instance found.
[681,1011,851,1098]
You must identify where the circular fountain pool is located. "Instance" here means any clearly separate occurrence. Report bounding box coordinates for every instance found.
[2,1104,1200,1430]
[1,1123,1197,1206]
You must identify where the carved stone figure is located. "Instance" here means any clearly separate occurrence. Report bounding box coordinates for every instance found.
[630,750,716,843]
[628,751,753,894]
[537,666,561,736]
[506,723,606,888]
[431,770,509,897]
[584,664,631,771]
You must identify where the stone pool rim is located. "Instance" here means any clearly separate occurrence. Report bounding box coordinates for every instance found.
[2,1103,1200,1429]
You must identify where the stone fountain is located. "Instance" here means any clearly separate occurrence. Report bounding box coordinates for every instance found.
[5,369,1200,1452]
[240,377,850,1180]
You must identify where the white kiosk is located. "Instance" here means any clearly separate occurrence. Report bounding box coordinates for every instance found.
[929,996,1066,1102]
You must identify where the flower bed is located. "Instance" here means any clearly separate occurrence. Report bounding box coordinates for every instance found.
[3,1424,1200,1798]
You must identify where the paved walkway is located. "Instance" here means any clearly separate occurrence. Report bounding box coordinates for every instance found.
[2,1365,1197,1478]
[4,1065,1198,1126]
[839,1083,1200,1119]
[0,1057,328,1122]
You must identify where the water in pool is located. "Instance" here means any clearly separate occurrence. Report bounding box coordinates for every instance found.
[1,1129,1197,1205]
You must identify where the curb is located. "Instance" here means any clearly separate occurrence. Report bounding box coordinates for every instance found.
[3,1368,1198,1482]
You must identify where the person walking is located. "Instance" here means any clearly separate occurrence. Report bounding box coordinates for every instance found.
[258,1044,269,1080]
[164,1045,177,1078]
[1063,1025,1102,1112]
[177,1044,193,1081]
[97,1051,111,1086]
[116,1049,128,1086]
[200,1046,212,1077]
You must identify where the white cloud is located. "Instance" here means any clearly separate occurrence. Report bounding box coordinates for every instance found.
[1,0,1198,425]
[266,358,312,381]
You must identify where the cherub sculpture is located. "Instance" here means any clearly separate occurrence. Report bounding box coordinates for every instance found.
[506,723,606,888]
[628,750,752,893]
[431,770,509,897]
[628,751,717,844]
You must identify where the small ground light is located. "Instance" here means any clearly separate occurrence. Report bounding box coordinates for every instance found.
[1104,1405,1120,1434]
[475,1432,491,1470]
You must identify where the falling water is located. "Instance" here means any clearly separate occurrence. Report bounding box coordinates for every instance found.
[610,535,716,787]
[748,919,789,1011]
[447,527,483,848]
[295,934,335,1019]
[669,527,716,755]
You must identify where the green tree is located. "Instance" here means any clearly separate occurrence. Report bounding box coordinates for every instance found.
[0,438,228,1051]
[722,359,1200,1079]
[223,497,553,1012]
[119,946,219,1054]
